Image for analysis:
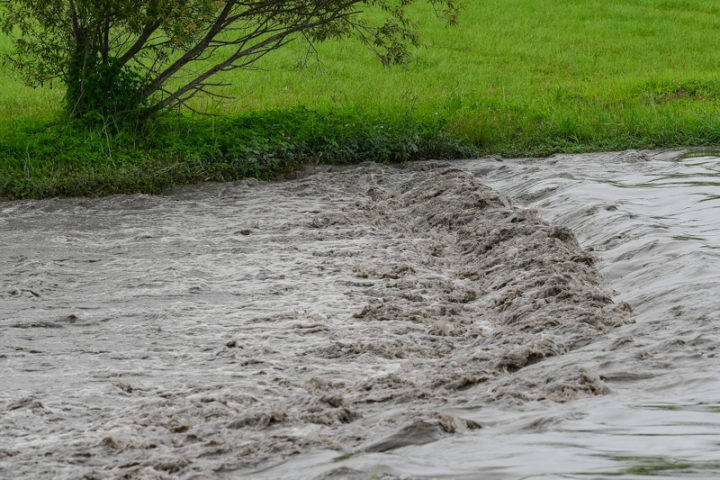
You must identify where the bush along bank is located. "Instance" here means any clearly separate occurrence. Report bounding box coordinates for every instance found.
[0,107,477,200]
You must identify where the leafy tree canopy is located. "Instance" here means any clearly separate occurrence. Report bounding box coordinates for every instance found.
[1,0,460,121]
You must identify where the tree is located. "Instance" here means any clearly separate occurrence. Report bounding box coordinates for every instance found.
[1,0,459,121]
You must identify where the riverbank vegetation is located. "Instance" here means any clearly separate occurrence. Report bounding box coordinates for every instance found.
[2,0,720,199]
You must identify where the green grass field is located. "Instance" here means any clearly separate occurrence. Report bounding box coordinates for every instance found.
[3,0,720,199]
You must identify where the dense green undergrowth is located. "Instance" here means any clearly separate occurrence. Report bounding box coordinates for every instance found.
[3,92,720,200]
[0,108,477,200]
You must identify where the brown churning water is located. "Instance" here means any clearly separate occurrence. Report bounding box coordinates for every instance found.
[2,150,720,479]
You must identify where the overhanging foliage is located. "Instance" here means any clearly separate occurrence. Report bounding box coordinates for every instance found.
[1,0,460,120]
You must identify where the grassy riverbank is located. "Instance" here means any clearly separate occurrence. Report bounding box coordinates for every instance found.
[2,0,720,199]
[0,109,476,200]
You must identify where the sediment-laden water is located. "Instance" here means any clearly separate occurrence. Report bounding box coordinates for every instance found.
[2,150,720,479]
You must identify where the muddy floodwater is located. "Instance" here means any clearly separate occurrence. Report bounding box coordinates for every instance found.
[2,150,720,479]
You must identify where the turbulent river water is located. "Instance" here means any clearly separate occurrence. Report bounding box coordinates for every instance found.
[2,150,720,479]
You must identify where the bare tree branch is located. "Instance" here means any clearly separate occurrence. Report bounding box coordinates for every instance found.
[118,21,161,67]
